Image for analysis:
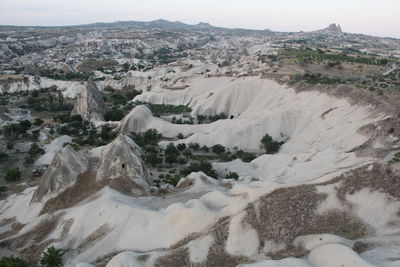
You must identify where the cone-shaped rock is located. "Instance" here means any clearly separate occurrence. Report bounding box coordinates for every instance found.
[32,145,89,202]
[71,76,108,121]
[118,105,152,134]
[96,134,152,189]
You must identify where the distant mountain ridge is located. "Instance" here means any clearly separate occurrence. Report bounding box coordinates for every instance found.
[0,19,399,40]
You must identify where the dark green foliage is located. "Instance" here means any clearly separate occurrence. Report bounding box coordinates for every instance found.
[260,134,284,154]
[3,120,31,140]
[0,152,8,162]
[303,73,344,84]
[34,118,44,126]
[201,145,209,152]
[177,133,184,139]
[284,49,391,66]
[104,108,125,121]
[4,168,22,182]
[188,143,200,151]
[182,149,193,159]
[24,143,45,164]
[0,185,7,197]
[181,161,217,178]
[131,129,162,147]
[226,171,239,180]
[165,174,182,186]
[39,69,90,81]
[235,150,257,162]
[144,150,162,166]
[27,91,72,112]
[165,143,179,164]
[135,101,191,116]
[389,152,400,164]
[31,90,39,97]
[0,256,28,267]
[211,144,225,155]
[177,143,186,151]
[177,156,188,165]
[197,113,227,123]
[39,246,64,267]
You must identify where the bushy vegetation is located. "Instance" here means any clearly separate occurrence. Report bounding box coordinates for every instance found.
[303,73,344,85]
[165,143,180,165]
[131,129,162,147]
[260,134,284,154]
[39,246,64,267]
[0,256,28,267]
[389,152,400,164]
[54,115,116,146]
[4,168,22,182]
[0,152,8,162]
[226,171,239,180]
[2,120,32,141]
[134,101,191,116]
[24,143,45,165]
[181,161,217,178]
[27,89,73,112]
[197,113,228,124]
[284,49,390,66]
[104,108,125,121]
[39,69,90,81]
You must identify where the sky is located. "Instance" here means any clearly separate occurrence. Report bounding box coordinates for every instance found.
[0,0,399,38]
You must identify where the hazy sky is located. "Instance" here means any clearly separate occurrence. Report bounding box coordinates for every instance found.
[0,0,399,38]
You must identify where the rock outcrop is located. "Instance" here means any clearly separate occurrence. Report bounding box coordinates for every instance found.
[96,134,152,190]
[32,145,89,202]
[71,77,108,121]
[118,105,153,134]
[322,23,342,34]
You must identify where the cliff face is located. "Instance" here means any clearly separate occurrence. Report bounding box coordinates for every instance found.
[71,77,108,122]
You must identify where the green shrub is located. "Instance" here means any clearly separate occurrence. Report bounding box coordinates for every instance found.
[226,171,239,180]
[260,134,284,154]
[34,118,44,126]
[104,108,125,121]
[4,168,22,182]
[188,143,200,151]
[181,161,217,178]
[131,129,161,147]
[0,152,8,162]
[0,256,28,267]
[211,144,225,155]
[177,143,186,151]
[39,246,64,267]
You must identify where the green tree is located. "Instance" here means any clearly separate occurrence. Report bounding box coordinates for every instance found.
[181,161,217,178]
[0,256,28,267]
[39,246,64,267]
[211,144,225,155]
[226,171,239,180]
[34,118,44,126]
[104,108,125,121]
[260,134,283,154]
[165,143,179,165]
[4,168,22,182]
[177,143,186,151]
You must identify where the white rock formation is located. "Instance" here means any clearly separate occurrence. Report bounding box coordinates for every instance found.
[96,134,151,189]
[32,145,89,202]
[71,77,108,122]
[118,105,153,134]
